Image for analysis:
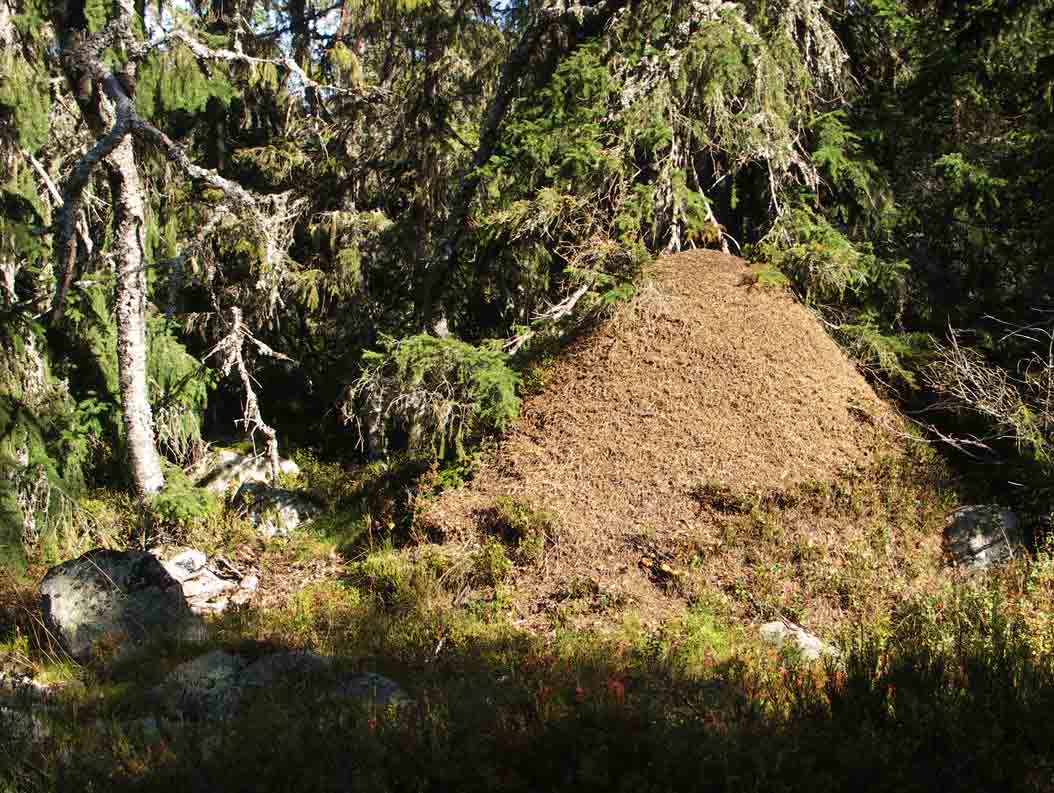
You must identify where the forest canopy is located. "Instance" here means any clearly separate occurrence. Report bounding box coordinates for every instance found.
[0,0,1051,558]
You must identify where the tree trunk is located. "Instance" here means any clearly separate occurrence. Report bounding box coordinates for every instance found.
[49,0,166,498]
[110,134,165,496]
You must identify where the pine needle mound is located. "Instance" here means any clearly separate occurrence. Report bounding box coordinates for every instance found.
[425,251,932,630]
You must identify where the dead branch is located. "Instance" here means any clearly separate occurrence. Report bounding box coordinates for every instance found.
[925,324,1053,456]
[22,149,94,263]
[203,307,293,484]
[505,282,591,354]
[156,28,379,100]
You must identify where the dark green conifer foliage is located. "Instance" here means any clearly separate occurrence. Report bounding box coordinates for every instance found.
[0,0,1047,501]
[62,281,214,470]
[0,321,88,567]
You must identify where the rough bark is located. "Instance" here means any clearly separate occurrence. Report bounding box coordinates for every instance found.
[111,132,165,495]
[51,1,165,496]
[48,6,346,495]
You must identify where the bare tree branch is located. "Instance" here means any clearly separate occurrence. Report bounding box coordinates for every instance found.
[51,103,132,320]
[504,282,591,354]
[145,27,382,99]
[204,307,291,484]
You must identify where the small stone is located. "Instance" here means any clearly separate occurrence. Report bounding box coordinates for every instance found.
[337,672,413,708]
[233,482,321,537]
[760,620,836,662]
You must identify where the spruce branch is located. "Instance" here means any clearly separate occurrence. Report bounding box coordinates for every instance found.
[148,28,383,99]
[161,200,236,318]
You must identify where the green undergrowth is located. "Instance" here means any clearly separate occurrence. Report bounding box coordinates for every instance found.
[4,449,1054,789]
[686,444,958,634]
[4,556,1054,791]
[290,450,434,556]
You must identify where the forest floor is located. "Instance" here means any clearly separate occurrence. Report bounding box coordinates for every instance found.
[3,252,1054,791]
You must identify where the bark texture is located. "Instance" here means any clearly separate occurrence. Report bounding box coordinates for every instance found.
[111,133,165,495]
[51,0,165,496]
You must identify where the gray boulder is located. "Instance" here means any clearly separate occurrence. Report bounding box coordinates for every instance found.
[38,549,206,662]
[760,620,837,662]
[239,649,335,690]
[155,649,411,722]
[196,449,300,495]
[154,649,248,720]
[241,651,411,707]
[233,482,321,537]
[945,505,1023,570]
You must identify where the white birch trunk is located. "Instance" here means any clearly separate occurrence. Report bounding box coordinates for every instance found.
[110,126,165,496]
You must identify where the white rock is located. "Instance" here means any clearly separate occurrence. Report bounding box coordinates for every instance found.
[760,620,837,662]
[155,548,208,583]
[151,547,247,614]
[196,449,301,494]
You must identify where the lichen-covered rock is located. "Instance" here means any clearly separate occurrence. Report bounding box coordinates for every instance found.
[233,482,321,537]
[155,649,411,722]
[196,448,301,494]
[38,549,206,662]
[154,650,248,720]
[335,672,413,708]
[760,621,837,662]
[239,649,335,690]
[945,505,1023,570]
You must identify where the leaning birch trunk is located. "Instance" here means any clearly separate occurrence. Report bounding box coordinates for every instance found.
[111,133,165,496]
[49,0,166,498]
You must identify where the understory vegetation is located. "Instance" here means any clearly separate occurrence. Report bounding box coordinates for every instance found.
[0,449,1049,788]
[3,450,1054,790]
[2,0,1053,787]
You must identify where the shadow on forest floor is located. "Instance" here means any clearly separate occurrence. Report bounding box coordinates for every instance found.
[3,565,1054,793]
